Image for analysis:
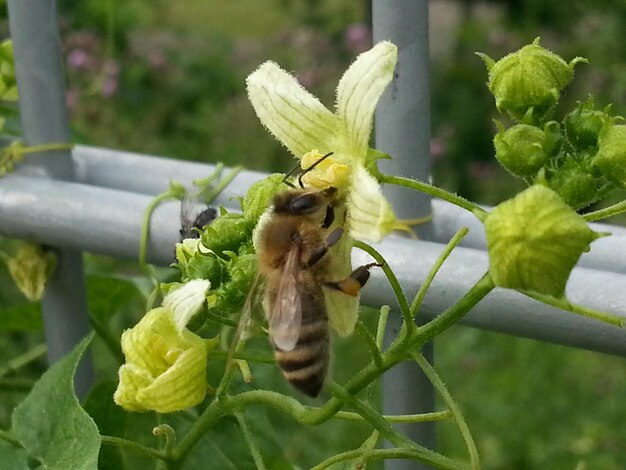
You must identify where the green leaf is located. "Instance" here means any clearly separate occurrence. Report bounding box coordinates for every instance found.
[0,440,29,470]
[83,381,126,470]
[0,302,42,332]
[86,275,143,324]
[11,334,100,470]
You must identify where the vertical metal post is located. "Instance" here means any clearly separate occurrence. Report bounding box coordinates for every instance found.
[7,0,94,397]
[372,1,435,469]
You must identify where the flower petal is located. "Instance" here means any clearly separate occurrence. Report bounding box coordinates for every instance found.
[162,279,210,331]
[346,165,396,242]
[335,41,397,159]
[247,61,339,158]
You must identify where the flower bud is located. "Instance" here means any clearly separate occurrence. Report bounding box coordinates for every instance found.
[493,122,555,176]
[564,99,613,151]
[215,253,258,314]
[6,243,56,301]
[114,307,217,413]
[485,185,604,297]
[174,238,225,285]
[478,38,586,121]
[200,213,252,255]
[242,173,285,224]
[593,125,626,189]
[545,157,598,209]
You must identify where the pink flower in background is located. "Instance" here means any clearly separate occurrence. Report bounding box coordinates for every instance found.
[148,51,166,70]
[344,23,372,54]
[430,137,445,160]
[67,49,90,70]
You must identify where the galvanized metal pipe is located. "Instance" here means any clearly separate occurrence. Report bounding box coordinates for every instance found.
[6,0,93,396]
[0,173,625,357]
[372,1,435,466]
[71,145,626,275]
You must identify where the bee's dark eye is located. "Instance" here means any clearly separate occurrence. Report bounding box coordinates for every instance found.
[290,193,322,213]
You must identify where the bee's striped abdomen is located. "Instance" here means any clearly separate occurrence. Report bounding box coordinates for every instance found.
[273,289,329,397]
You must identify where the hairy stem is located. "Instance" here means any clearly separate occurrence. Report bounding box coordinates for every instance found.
[379,173,488,221]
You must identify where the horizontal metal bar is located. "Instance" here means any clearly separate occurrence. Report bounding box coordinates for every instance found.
[0,171,624,356]
[72,145,626,275]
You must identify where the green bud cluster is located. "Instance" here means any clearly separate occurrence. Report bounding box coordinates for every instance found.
[173,174,285,316]
[479,39,624,210]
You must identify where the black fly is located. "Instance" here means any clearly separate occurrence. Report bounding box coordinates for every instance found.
[179,194,217,240]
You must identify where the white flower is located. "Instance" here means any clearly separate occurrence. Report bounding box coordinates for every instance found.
[246,41,399,242]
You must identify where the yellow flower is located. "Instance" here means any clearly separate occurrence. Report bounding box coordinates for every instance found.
[246,41,398,243]
[114,280,216,413]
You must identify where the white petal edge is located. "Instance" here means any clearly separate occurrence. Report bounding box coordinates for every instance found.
[163,279,210,331]
[346,165,396,243]
[246,61,338,158]
[335,41,398,159]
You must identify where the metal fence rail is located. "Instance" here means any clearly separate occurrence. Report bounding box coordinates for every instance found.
[0,145,625,359]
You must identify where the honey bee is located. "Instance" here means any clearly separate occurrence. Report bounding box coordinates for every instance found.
[255,187,377,397]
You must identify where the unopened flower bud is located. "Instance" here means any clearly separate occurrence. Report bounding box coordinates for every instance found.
[215,253,258,314]
[545,157,598,209]
[242,173,285,224]
[478,38,586,121]
[593,125,626,189]
[175,238,225,285]
[485,185,604,297]
[493,122,555,176]
[200,213,252,255]
[6,243,56,301]
[564,99,613,151]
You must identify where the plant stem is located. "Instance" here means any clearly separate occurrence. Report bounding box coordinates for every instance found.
[0,377,36,392]
[413,353,480,470]
[410,227,469,317]
[414,272,495,346]
[0,429,22,447]
[583,200,626,222]
[0,343,47,378]
[326,381,469,470]
[101,435,167,461]
[329,409,451,423]
[234,412,267,470]
[522,291,626,327]
[354,240,413,334]
[311,447,465,470]
[355,320,384,369]
[139,191,175,270]
[379,173,488,221]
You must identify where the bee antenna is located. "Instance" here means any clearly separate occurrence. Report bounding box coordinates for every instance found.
[298,152,334,189]
[281,160,303,187]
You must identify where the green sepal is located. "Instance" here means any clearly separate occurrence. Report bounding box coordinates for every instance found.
[485,185,604,297]
[593,124,626,189]
[241,173,285,224]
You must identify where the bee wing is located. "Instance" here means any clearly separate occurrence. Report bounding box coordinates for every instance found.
[269,247,302,351]
[223,272,264,376]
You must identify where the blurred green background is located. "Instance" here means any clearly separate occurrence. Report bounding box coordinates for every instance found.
[2,0,626,468]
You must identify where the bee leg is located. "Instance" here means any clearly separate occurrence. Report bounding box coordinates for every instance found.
[306,227,344,267]
[324,262,382,296]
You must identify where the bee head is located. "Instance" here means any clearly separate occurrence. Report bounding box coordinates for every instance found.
[272,190,328,215]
